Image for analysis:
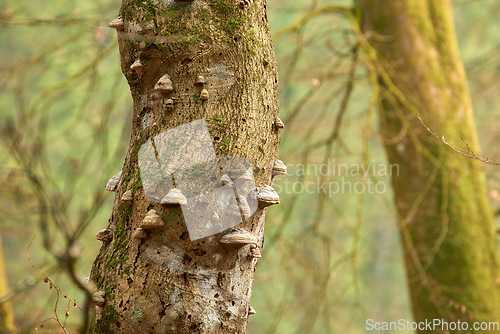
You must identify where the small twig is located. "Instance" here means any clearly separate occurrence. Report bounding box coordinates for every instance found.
[273,5,351,39]
[27,236,82,333]
[417,115,500,165]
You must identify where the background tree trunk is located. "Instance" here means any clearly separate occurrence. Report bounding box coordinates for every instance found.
[358,0,500,330]
[90,0,280,332]
[0,234,15,333]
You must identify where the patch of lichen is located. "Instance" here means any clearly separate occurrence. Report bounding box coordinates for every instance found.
[223,16,245,37]
[130,137,146,165]
[103,247,128,274]
[103,218,130,275]
[131,177,143,194]
[118,203,133,217]
[212,118,228,131]
[131,306,146,323]
[212,0,234,14]
[163,211,177,226]
[91,272,105,289]
[95,304,120,333]
[209,116,230,152]
[104,284,117,301]
[154,0,247,52]
[152,5,211,52]
[123,0,158,22]
[119,166,143,204]
[120,168,133,187]
[123,264,133,276]
[212,0,246,37]
[217,137,231,154]
[123,0,257,57]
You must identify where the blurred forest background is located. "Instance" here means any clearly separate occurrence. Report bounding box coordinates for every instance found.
[0,0,499,332]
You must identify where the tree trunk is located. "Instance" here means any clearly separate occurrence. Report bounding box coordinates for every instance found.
[358,0,500,330]
[90,0,280,332]
[0,234,15,333]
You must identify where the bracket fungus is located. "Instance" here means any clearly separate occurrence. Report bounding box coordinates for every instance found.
[165,98,174,112]
[105,171,122,192]
[133,228,147,239]
[257,185,280,207]
[272,159,287,176]
[94,291,106,319]
[195,75,205,85]
[161,188,187,206]
[130,59,144,75]
[121,190,133,205]
[200,88,209,101]
[96,229,113,243]
[93,291,105,305]
[275,117,285,129]
[249,244,262,258]
[218,174,233,187]
[248,305,256,315]
[108,16,124,31]
[154,74,174,93]
[140,209,164,230]
[220,228,258,248]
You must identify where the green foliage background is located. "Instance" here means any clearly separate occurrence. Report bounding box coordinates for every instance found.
[0,0,499,332]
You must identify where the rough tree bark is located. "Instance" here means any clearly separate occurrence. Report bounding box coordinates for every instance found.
[357,0,500,330]
[90,0,280,332]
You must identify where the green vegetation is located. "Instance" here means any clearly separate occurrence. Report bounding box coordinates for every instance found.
[94,304,119,333]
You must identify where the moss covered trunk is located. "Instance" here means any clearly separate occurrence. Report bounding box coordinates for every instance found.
[358,0,500,330]
[90,0,280,332]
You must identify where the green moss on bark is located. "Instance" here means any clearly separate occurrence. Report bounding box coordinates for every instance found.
[358,0,500,330]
